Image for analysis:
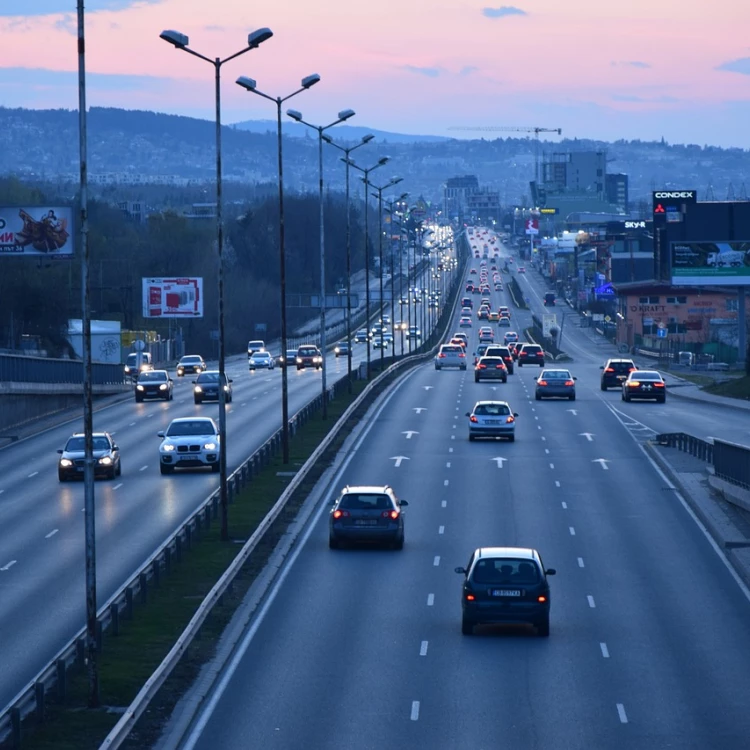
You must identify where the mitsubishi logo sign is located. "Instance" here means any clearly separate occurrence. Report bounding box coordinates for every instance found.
[654,204,666,214]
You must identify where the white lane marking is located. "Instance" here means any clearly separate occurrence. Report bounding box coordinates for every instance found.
[139,465,148,472]
[587,595,596,608]
[600,643,610,658]
[241,403,246,406]
[390,456,409,467]
[0,560,17,571]
[28,471,38,478]
[441,500,447,508]
[451,434,455,439]
[413,407,427,414]
[491,457,507,468]
[581,432,595,441]
[545,448,550,454]
[45,529,59,539]
[617,704,628,724]
[593,458,610,470]
[439,525,445,535]
[446,461,451,468]
[567,409,578,416]
[453,416,458,420]
[253,396,258,400]
[420,641,428,656]
[455,407,459,411]
[403,431,419,439]
[534,416,539,420]
[411,701,420,721]
[561,502,568,509]
[129,422,136,426]
[537,425,542,430]
[433,556,440,567]
[427,593,435,606]
[444,479,449,486]
[113,483,123,490]
[569,526,576,536]
[541,436,546,441]
[110,431,116,436]
[578,557,585,568]
[449,447,454,453]
[147,413,154,418]
[555,480,561,488]
[0,490,4,495]
[452,425,456,429]
[549,463,555,469]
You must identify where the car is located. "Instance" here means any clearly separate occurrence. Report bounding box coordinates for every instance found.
[484,345,514,374]
[278,349,298,367]
[535,369,576,400]
[373,336,389,349]
[354,329,370,343]
[461,306,473,316]
[477,307,489,320]
[248,351,275,370]
[544,292,556,306]
[381,314,391,325]
[158,417,220,475]
[517,343,545,367]
[622,370,666,402]
[371,324,386,339]
[466,283,475,292]
[296,345,323,370]
[329,485,409,549]
[247,340,266,356]
[507,341,521,360]
[466,400,518,441]
[452,332,469,348]
[461,297,473,309]
[459,315,473,328]
[488,311,500,322]
[503,331,519,345]
[436,343,467,370]
[124,352,153,380]
[601,358,637,390]
[498,315,511,327]
[498,306,510,318]
[470,268,477,275]
[473,343,491,365]
[334,341,350,357]
[455,547,555,636]
[475,356,508,383]
[478,328,494,343]
[194,371,233,404]
[472,286,482,295]
[58,432,121,481]
[407,326,421,339]
[518,266,526,273]
[135,369,174,402]
[177,355,207,377]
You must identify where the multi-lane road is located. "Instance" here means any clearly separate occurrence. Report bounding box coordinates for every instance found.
[0,262,452,713]
[172,231,750,750]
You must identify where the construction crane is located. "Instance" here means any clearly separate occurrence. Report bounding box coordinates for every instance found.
[448,126,562,183]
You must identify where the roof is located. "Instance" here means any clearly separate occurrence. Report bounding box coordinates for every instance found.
[341,485,392,494]
[473,400,511,406]
[478,547,537,560]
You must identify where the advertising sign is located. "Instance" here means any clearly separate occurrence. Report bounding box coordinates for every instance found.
[142,277,203,318]
[670,241,750,286]
[525,218,539,235]
[542,313,558,338]
[0,206,74,257]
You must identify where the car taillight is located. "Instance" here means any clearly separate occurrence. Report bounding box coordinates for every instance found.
[477,363,487,369]
[504,357,512,362]
[605,367,615,372]
[564,380,575,386]
[470,415,478,423]
[438,353,446,358]
[538,379,548,386]
[495,365,505,370]
[537,595,547,603]
[465,593,476,601]
[382,510,400,520]
[628,367,636,372]
[627,381,640,387]
[506,416,515,423]
[654,382,665,387]
[332,509,350,519]
[458,352,465,358]
[520,351,528,357]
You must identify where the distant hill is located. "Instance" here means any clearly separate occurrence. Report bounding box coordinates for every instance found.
[231,119,451,144]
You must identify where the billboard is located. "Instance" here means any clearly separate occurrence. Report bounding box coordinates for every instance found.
[142,277,203,318]
[0,206,74,257]
[671,241,750,286]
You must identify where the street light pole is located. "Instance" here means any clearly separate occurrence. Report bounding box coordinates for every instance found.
[322,134,374,393]
[160,26,273,539]
[384,195,408,358]
[287,109,356,418]
[77,0,98,709]
[235,74,320,462]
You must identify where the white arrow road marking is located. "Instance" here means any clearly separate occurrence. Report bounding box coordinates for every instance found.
[45,529,59,539]
[580,432,595,441]
[491,457,507,468]
[427,593,435,606]
[423,386,433,391]
[390,456,410,467]
[0,560,17,571]
[402,431,419,439]
[413,407,427,414]
[592,458,610,470]
[113,483,123,490]
[567,409,578,416]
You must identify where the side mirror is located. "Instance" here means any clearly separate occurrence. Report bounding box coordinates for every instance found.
[112,445,119,451]
[192,380,197,384]
[545,568,556,576]
[57,449,63,454]
[454,566,466,575]
[599,365,604,369]
[465,412,470,417]
[513,413,519,417]
[573,376,578,380]
[229,379,234,383]
[399,499,409,507]
[157,431,165,438]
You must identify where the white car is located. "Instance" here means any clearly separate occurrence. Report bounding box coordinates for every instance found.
[459,316,472,328]
[158,417,220,475]
[248,351,275,370]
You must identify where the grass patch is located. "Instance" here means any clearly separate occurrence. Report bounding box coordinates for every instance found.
[3,379,373,750]
[704,375,750,401]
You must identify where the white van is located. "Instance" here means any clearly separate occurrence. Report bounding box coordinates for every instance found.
[247,340,266,356]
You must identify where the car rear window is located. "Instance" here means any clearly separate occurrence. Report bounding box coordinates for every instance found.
[472,558,540,584]
[635,371,661,380]
[480,357,504,366]
[610,361,635,372]
[543,370,570,379]
[339,493,392,510]
[473,403,510,416]
[523,345,542,353]
[442,346,462,353]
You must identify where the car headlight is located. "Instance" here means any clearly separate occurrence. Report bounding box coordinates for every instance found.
[296,357,302,363]
[203,442,217,450]
[194,386,202,393]
[159,384,167,390]
[59,458,73,467]
[136,384,144,391]
[162,443,176,452]
[224,385,230,391]
[98,456,112,465]
[334,347,340,354]
[124,366,131,373]
[177,367,184,372]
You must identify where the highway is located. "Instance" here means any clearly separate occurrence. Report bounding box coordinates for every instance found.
[0,259,451,712]
[174,229,750,750]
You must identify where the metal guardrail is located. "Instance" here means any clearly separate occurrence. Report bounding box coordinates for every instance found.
[0,354,125,386]
[713,438,750,490]
[654,432,714,463]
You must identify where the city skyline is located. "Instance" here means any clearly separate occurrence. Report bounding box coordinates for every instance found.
[2,0,750,148]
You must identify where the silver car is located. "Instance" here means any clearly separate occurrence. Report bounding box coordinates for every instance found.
[435,343,467,370]
[466,400,518,442]
[535,369,576,401]
[248,351,275,370]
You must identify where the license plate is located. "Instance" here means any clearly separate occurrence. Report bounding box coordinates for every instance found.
[485,420,501,425]
[354,519,378,526]
[492,589,521,597]
[617,375,625,380]
[76,467,84,472]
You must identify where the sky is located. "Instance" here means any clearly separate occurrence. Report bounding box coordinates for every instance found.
[2,0,750,148]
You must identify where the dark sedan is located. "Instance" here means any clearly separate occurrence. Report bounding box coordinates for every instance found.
[193,371,233,404]
[58,432,121,481]
[176,354,207,377]
[329,485,408,549]
[622,369,666,402]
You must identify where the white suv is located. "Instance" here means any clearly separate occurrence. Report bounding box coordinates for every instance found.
[435,343,467,370]
[158,417,220,475]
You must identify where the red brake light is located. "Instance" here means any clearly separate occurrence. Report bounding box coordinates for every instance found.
[654,382,665,387]
[537,379,548,386]
[537,595,547,603]
[564,380,575,386]
[520,351,528,357]
[333,509,350,519]
[465,593,476,601]
[470,415,478,423]
[628,367,636,372]
[477,363,486,369]
[496,364,504,369]
[438,353,446,358]
[506,416,515,423]
[459,352,466,357]
[605,367,615,372]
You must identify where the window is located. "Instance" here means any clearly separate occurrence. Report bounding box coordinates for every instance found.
[726,298,739,312]
[639,296,659,304]
[666,296,687,304]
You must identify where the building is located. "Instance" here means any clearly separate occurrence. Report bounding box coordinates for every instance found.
[466,187,501,222]
[443,175,479,221]
[118,200,147,224]
[182,203,217,220]
[606,173,629,213]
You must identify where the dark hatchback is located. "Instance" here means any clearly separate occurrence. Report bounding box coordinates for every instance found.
[135,370,173,402]
[193,371,233,404]
[58,432,121,481]
[455,547,555,636]
[329,485,409,549]
[600,358,637,390]
[517,343,545,367]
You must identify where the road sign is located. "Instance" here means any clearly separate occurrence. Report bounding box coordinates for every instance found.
[657,327,667,338]
[134,339,146,352]
[604,315,611,322]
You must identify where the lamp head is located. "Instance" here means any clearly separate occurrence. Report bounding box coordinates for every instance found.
[302,74,321,89]
[378,157,389,166]
[286,109,303,122]
[362,134,375,144]
[248,28,274,47]
[160,30,189,48]
[337,108,356,122]
[236,76,257,92]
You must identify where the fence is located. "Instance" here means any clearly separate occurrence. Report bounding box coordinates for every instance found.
[654,432,714,463]
[0,354,125,386]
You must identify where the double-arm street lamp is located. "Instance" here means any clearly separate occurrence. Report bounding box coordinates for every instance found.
[369,177,403,371]
[322,134,375,393]
[383,194,409,357]
[235,74,320,462]
[160,26,273,540]
[287,108,356,418]
[344,157,389,379]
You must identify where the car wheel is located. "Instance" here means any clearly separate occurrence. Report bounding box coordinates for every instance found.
[297,366,302,371]
[503,377,507,383]
[537,617,550,637]
[461,365,467,371]
[435,365,440,370]
[169,392,174,401]
[624,394,631,402]
[328,536,339,550]
[58,472,67,482]
[116,462,122,477]
[474,375,479,382]
[108,467,116,480]
[211,462,220,473]
[159,464,174,475]
[535,394,542,400]
[194,397,202,405]
[135,396,143,403]
[508,434,515,442]
[393,535,404,551]
[461,617,475,635]
[540,363,545,367]
[569,394,576,401]
[518,362,523,367]
[600,383,607,391]
[468,435,475,442]
[657,396,666,403]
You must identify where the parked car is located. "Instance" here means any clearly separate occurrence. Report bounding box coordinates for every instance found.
[135,369,174,402]
[58,432,121,481]
[193,371,233,404]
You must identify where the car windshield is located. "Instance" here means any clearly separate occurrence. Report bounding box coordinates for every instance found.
[66,436,110,452]
[167,420,215,437]
[473,403,510,417]
[610,361,635,371]
[543,370,571,379]
[339,493,392,510]
[138,371,167,382]
[299,348,318,356]
[252,352,271,359]
[472,558,540,584]
[196,372,226,383]
[181,356,202,364]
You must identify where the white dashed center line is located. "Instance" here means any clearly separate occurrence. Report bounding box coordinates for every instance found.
[600,643,610,658]
[545,449,550,454]
[45,529,59,539]
[555,480,561,488]
[617,704,628,724]
[420,641,428,656]
[569,526,576,535]
[578,557,585,568]
[561,502,568,509]
[587,595,596,608]
[113,483,123,490]
[449,447,453,453]
[550,463,555,469]
[139,465,148,472]
[129,422,136,427]
[439,525,445,535]
[444,479,449,486]
[410,701,420,721]
[427,594,435,606]
[28,472,38,478]
[433,556,440,567]
[441,500,447,508]
[446,462,451,468]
